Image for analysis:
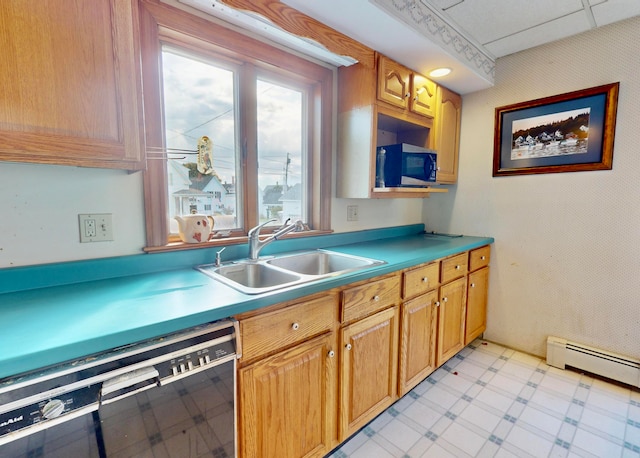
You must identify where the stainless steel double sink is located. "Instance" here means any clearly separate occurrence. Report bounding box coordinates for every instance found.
[197,249,385,294]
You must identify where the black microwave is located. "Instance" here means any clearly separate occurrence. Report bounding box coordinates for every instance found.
[375,143,438,187]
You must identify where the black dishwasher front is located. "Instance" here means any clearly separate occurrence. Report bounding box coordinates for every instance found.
[0,319,238,458]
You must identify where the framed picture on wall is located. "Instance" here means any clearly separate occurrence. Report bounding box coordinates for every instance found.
[493,82,619,177]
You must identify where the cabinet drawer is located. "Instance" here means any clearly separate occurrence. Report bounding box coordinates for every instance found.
[240,295,338,361]
[441,252,468,283]
[403,262,439,299]
[469,245,490,271]
[342,275,400,323]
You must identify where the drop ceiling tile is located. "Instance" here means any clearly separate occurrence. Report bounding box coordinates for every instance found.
[484,11,592,57]
[434,0,585,44]
[591,0,640,26]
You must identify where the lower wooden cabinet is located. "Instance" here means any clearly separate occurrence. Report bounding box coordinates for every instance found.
[398,290,438,396]
[339,306,399,440]
[466,245,491,344]
[236,245,491,457]
[238,333,337,458]
[466,266,489,344]
[436,276,467,366]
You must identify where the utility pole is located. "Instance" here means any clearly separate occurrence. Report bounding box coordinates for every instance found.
[284,153,291,190]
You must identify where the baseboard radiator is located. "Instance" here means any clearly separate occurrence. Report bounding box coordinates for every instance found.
[546,336,640,388]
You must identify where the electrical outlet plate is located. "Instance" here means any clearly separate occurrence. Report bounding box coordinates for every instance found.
[79,214,113,243]
[347,205,359,221]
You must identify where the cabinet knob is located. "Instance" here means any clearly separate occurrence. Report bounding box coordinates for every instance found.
[470,283,476,288]
[404,92,410,99]
[291,322,300,331]
[435,301,440,307]
[328,350,335,358]
[481,256,486,260]
[455,265,461,270]
[442,297,448,303]
[345,343,352,351]
[422,277,428,283]
[373,295,380,302]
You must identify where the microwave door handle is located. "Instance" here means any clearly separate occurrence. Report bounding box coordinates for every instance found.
[100,366,160,405]
[426,156,437,180]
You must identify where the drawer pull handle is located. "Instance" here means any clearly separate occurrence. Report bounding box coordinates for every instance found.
[328,350,335,358]
[373,295,380,302]
[422,277,428,283]
[291,322,300,331]
[345,343,352,351]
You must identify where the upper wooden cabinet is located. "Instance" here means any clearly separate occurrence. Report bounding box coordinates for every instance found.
[377,55,437,118]
[337,53,458,198]
[434,85,462,183]
[0,0,145,170]
[412,73,438,118]
[377,56,411,110]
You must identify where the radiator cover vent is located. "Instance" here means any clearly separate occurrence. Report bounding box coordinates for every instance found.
[546,336,640,388]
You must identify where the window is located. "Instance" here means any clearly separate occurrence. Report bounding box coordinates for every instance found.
[256,78,306,226]
[140,3,333,249]
[161,47,240,233]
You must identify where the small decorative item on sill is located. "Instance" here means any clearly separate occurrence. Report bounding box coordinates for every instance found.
[175,214,215,243]
[197,135,214,175]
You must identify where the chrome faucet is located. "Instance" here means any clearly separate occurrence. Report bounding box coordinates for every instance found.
[248,218,305,260]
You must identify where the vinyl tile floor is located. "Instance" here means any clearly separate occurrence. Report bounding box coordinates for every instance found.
[327,339,640,458]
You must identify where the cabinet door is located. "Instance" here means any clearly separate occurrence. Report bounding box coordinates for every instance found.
[436,277,467,366]
[434,86,462,183]
[0,0,144,170]
[377,55,411,109]
[399,291,438,396]
[410,73,437,118]
[239,333,337,458]
[340,306,399,440]
[466,266,489,344]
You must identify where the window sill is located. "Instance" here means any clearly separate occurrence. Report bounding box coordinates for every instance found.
[143,229,334,254]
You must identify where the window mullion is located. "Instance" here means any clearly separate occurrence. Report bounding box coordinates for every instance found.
[239,63,259,233]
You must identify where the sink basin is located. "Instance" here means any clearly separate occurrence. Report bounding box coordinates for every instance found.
[198,249,385,294]
[197,262,303,294]
[266,250,384,276]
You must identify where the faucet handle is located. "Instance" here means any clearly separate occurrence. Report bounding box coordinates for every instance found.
[215,247,226,267]
[248,219,277,238]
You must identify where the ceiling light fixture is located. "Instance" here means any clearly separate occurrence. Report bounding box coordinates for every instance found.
[178,0,358,67]
[429,67,452,78]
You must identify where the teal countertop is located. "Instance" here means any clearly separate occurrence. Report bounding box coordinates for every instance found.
[0,225,493,379]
